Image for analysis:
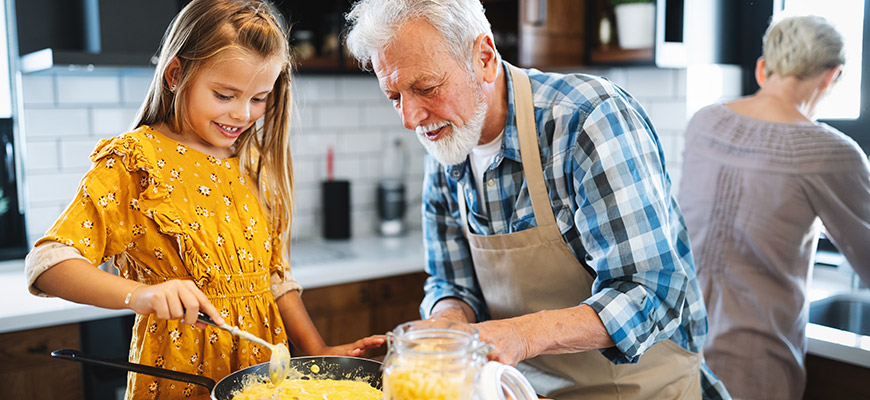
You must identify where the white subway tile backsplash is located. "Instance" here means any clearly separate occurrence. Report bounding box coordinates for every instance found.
[21,75,55,105]
[675,69,687,98]
[317,104,362,129]
[292,102,317,130]
[60,137,101,169]
[333,157,365,181]
[24,108,90,137]
[623,67,676,99]
[293,186,319,213]
[336,131,382,155]
[362,103,400,127]
[294,76,338,103]
[647,100,688,132]
[20,64,696,241]
[351,208,377,238]
[290,212,316,241]
[351,181,376,208]
[337,77,383,101]
[293,157,324,184]
[291,131,338,158]
[25,203,66,243]
[93,108,139,135]
[57,76,121,104]
[27,171,86,204]
[121,72,153,105]
[24,140,59,171]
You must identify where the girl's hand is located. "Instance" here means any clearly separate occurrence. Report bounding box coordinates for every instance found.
[319,335,387,357]
[127,280,225,329]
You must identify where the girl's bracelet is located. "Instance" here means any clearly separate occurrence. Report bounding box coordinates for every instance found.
[124,283,146,307]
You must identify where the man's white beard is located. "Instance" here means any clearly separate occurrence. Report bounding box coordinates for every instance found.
[415,100,488,166]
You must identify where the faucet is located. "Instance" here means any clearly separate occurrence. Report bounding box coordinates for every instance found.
[842,260,868,292]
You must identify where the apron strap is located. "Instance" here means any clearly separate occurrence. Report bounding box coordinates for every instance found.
[506,63,557,229]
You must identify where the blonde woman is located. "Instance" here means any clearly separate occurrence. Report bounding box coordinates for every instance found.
[24,1,382,398]
[679,15,870,400]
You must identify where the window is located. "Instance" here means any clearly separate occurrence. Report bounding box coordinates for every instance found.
[782,0,870,153]
[782,0,864,120]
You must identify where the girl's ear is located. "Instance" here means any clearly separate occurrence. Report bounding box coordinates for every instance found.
[164,57,182,90]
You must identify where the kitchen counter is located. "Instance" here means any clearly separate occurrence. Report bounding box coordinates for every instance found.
[806,262,870,368]
[0,232,425,334]
[4,233,867,371]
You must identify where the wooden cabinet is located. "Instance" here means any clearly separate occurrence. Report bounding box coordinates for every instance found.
[804,354,870,399]
[487,0,648,69]
[301,271,429,358]
[274,2,361,74]
[0,323,82,400]
[587,0,654,65]
[517,0,587,68]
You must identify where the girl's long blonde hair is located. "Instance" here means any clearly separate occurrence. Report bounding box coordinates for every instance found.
[133,0,294,260]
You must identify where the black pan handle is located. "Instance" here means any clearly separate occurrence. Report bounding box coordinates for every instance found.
[51,349,216,391]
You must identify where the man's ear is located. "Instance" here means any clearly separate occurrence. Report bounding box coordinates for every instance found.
[164,57,182,90]
[474,33,499,84]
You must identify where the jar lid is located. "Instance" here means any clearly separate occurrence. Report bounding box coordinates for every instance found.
[476,362,538,400]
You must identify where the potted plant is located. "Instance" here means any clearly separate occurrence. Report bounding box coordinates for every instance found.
[610,0,655,49]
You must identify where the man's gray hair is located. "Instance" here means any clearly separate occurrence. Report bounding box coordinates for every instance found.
[345,0,494,71]
[762,15,845,79]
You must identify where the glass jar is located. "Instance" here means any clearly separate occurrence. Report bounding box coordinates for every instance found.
[382,320,538,400]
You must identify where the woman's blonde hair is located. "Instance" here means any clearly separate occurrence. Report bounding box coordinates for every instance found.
[134,0,295,259]
[762,15,845,79]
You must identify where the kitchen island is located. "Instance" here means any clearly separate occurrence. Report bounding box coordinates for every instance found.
[0,232,426,333]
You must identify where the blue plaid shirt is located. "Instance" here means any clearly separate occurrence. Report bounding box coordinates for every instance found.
[419,63,730,399]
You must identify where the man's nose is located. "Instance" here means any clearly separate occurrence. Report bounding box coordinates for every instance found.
[400,97,427,131]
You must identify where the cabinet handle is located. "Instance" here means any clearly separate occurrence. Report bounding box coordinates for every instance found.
[381,284,392,301]
[359,287,371,304]
[524,0,547,26]
[28,344,48,354]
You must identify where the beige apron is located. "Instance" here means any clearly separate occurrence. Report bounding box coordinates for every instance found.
[456,64,702,399]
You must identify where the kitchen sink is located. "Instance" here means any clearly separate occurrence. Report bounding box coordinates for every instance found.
[809,293,870,336]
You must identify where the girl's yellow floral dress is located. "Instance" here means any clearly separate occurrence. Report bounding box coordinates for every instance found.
[35,126,293,399]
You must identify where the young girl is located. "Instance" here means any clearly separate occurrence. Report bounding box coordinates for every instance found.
[23,0,383,398]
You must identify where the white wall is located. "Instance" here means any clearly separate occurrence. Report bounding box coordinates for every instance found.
[18,65,740,245]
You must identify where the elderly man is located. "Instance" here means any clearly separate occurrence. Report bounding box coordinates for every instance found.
[346,1,730,399]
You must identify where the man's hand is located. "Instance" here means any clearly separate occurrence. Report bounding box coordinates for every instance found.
[473,318,533,366]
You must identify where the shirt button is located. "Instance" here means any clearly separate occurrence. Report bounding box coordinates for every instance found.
[487,179,495,187]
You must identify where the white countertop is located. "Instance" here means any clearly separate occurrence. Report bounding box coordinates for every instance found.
[805,263,870,368]
[0,232,425,334]
[4,234,868,370]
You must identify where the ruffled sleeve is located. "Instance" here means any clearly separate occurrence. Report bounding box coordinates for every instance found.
[34,135,143,268]
[35,130,216,287]
[268,227,301,298]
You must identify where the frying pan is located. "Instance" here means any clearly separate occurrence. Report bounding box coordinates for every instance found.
[51,349,382,400]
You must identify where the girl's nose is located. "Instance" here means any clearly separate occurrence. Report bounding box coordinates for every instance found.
[230,102,250,121]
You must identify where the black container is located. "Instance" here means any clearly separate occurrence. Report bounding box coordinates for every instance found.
[322,180,351,239]
[377,180,406,236]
